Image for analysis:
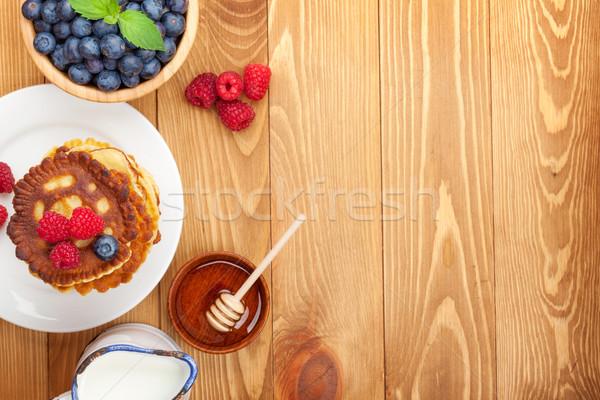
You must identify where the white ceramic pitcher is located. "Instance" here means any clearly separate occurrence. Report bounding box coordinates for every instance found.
[52,323,197,400]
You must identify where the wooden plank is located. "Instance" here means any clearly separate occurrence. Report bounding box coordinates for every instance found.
[380,0,496,398]
[492,0,600,397]
[157,0,272,398]
[268,1,383,398]
[47,92,160,398]
[0,2,47,400]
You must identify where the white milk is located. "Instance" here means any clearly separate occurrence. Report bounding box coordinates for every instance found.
[76,351,191,400]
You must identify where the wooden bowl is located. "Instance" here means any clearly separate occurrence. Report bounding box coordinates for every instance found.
[168,252,270,354]
[19,0,198,103]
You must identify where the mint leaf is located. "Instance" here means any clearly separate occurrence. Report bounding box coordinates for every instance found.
[104,15,119,24]
[118,11,166,51]
[68,0,117,20]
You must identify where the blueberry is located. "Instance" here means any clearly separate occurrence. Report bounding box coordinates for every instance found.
[165,0,188,14]
[41,0,60,24]
[141,0,164,21]
[64,37,84,63]
[124,2,141,11]
[103,57,118,70]
[21,0,42,21]
[100,34,125,59]
[68,63,93,84]
[140,57,161,79]
[33,32,56,55]
[96,70,122,92]
[71,16,92,38]
[92,20,118,38]
[52,21,71,40]
[161,12,185,37]
[154,21,166,39]
[120,73,140,88]
[57,0,75,21]
[85,58,104,74]
[50,44,70,71]
[78,36,101,59]
[134,48,155,63]
[155,36,176,63]
[118,54,143,76]
[93,235,120,261]
[34,19,52,33]
[118,0,127,4]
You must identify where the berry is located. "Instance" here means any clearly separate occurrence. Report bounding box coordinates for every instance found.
[243,63,271,101]
[154,21,166,39]
[64,37,84,63]
[41,0,60,24]
[100,34,126,59]
[50,44,71,71]
[134,48,156,63]
[141,0,164,21]
[68,63,93,85]
[92,20,118,38]
[124,2,141,12]
[36,212,70,243]
[67,207,104,240]
[140,58,161,79]
[57,0,75,21]
[71,16,92,38]
[85,58,104,74]
[33,32,56,55]
[121,73,140,88]
[79,36,101,60]
[93,235,120,261]
[34,20,52,34]
[52,21,71,40]
[0,205,7,228]
[161,12,185,37]
[156,36,176,63]
[96,70,121,92]
[118,54,143,77]
[185,72,217,108]
[22,0,42,21]
[49,241,81,270]
[217,99,255,131]
[166,0,188,14]
[118,0,127,5]
[0,162,14,193]
[216,71,244,101]
[103,57,118,70]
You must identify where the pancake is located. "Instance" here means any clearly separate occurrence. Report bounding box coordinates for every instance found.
[7,150,139,288]
[46,139,161,295]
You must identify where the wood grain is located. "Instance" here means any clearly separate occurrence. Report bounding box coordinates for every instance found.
[0,1,47,399]
[268,0,383,398]
[157,0,272,398]
[380,0,496,398]
[18,0,199,103]
[492,0,600,398]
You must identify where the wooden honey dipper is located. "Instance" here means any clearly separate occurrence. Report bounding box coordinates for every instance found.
[206,215,306,333]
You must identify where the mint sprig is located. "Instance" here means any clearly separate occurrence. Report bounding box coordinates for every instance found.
[68,0,166,51]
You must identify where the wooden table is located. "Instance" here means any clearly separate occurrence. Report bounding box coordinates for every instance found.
[1,1,599,399]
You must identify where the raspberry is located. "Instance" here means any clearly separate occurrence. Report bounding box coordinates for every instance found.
[0,205,7,227]
[217,100,255,131]
[67,207,104,240]
[185,72,218,108]
[216,71,244,101]
[0,162,15,193]
[243,63,271,101]
[49,241,81,270]
[36,211,70,243]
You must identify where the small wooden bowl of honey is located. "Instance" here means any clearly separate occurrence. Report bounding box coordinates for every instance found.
[168,252,270,354]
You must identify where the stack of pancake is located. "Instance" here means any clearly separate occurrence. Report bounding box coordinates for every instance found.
[8,138,160,295]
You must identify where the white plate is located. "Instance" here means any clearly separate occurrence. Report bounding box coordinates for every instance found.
[0,85,184,333]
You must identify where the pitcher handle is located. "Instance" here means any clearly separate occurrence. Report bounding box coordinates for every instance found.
[51,391,72,400]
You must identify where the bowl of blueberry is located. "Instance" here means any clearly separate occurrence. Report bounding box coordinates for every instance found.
[20,0,198,102]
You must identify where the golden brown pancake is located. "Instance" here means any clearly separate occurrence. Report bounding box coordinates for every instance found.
[7,150,139,287]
